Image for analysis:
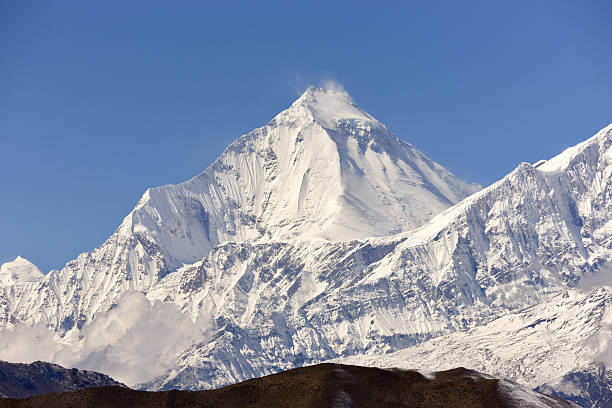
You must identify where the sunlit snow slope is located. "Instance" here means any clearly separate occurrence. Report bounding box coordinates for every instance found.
[337,288,611,388]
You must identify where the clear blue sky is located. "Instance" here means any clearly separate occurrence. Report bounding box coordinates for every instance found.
[1,0,611,272]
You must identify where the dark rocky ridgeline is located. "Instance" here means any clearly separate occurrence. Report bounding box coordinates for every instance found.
[0,360,125,398]
[0,363,576,408]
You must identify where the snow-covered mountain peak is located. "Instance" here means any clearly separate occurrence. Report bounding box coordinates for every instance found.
[0,89,481,334]
[287,85,376,130]
[0,256,44,286]
[109,87,481,272]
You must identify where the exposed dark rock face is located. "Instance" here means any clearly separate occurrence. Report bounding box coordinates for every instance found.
[0,360,125,399]
[0,363,575,407]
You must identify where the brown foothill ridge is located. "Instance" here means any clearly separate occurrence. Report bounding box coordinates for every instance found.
[0,363,575,408]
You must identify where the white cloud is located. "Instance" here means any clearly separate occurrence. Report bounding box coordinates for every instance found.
[0,292,205,386]
[0,322,60,363]
[590,319,612,367]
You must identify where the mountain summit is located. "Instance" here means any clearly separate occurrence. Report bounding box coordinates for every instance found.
[288,86,376,129]
[120,85,480,269]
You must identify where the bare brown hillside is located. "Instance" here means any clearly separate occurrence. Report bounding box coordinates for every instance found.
[0,363,576,408]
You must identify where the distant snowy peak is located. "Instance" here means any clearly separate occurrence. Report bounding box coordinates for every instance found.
[0,256,43,286]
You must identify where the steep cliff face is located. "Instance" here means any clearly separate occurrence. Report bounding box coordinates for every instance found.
[142,125,611,390]
[0,87,478,333]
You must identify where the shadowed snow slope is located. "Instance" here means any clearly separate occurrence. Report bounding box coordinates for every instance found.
[0,86,478,333]
[535,364,611,408]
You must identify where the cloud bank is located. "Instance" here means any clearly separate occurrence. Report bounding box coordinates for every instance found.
[0,292,204,386]
[0,322,60,363]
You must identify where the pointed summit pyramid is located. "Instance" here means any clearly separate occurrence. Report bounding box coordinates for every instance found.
[122,86,480,270]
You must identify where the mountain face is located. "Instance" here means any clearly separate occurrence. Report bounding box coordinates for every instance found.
[0,87,610,403]
[139,124,611,391]
[0,364,578,408]
[0,86,478,334]
[0,257,43,287]
[0,360,125,398]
